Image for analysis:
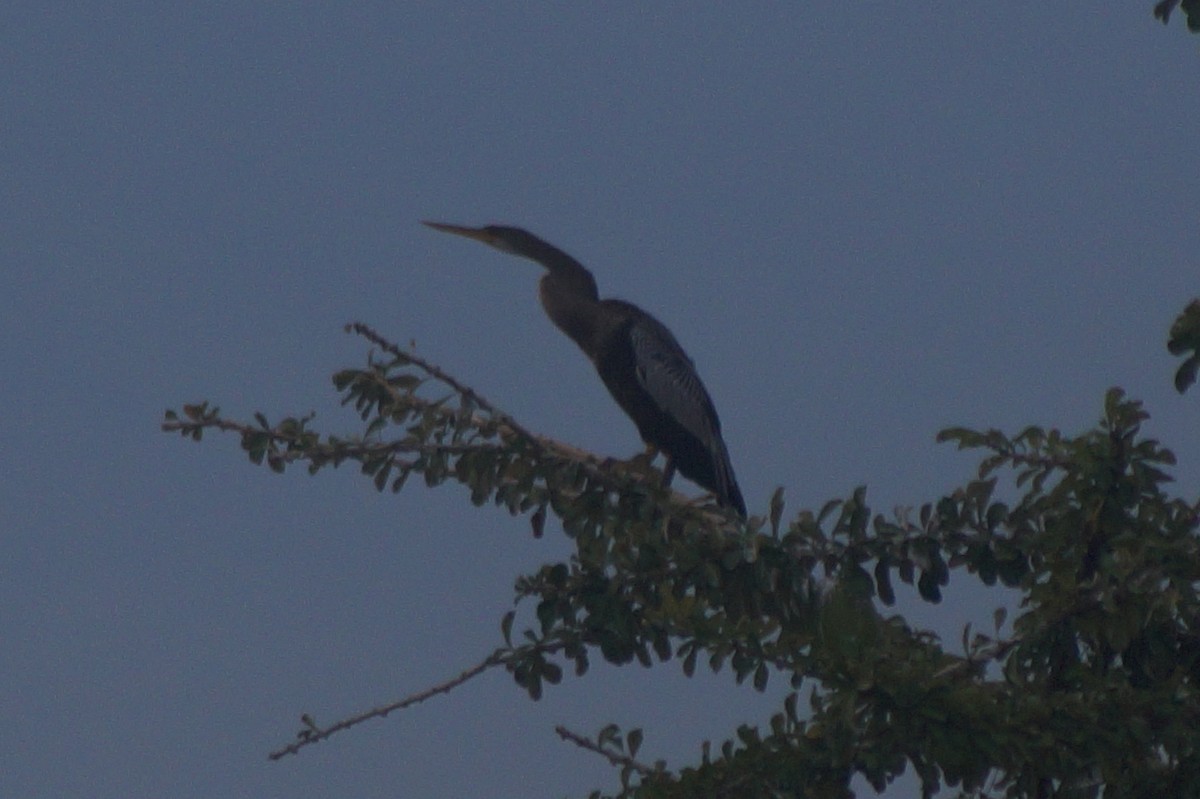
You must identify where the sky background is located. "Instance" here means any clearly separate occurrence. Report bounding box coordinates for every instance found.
[3,5,1197,798]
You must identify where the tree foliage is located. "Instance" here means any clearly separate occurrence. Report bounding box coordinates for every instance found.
[1154,0,1200,32]
[1169,300,1200,394]
[164,311,1199,798]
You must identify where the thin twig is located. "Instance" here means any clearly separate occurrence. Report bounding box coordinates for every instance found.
[268,648,507,761]
[554,725,659,778]
[345,322,639,489]
[347,321,541,444]
[347,321,743,524]
[164,322,737,520]
[161,414,502,462]
[160,410,658,499]
[161,407,728,523]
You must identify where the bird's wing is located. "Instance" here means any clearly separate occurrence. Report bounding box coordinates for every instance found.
[628,315,722,447]
[628,311,746,515]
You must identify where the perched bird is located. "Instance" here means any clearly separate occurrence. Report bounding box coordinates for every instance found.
[423,221,746,517]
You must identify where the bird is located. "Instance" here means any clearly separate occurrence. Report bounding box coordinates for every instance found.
[423,221,746,517]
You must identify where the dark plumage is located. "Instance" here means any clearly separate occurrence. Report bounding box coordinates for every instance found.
[423,221,746,516]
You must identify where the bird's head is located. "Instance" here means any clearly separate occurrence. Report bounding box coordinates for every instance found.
[422,221,542,257]
[422,220,594,295]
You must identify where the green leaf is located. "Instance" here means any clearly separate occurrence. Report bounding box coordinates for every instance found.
[1167,299,1200,354]
[996,555,1028,587]
[936,426,982,448]
[331,369,359,391]
[985,502,1008,532]
[769,486,785,536]
[373,461,391,492]
[735,724,759,747]
[536,599,556,633]
[598,724,620,748]
[627,728,643,759]
[975,547,998,586]
[388,373,422,391]
[1174,355,1198,394]
[652,628,671,662]
[917,571,942,603]
[784,692,799,721]
[816,498,842,524]
[874,559,895,606]
[682,646,698,678]
[753,661,769,692]
[530,505,546,538]
[182,402,209,421]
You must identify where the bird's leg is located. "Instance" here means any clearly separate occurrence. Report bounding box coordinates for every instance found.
[632,443,674,486]
[606,444,674,488]
[601,443,658,478]
[629,441,659,471]
[660,454,676,487]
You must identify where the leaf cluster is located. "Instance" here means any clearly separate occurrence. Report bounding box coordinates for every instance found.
[1168,300,1200,393]
[1154,0,1200,32]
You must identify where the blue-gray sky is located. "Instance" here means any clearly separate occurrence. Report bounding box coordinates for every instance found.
[3,6,1196,798]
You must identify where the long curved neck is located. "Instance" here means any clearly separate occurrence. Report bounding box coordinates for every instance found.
[536,258,604,357]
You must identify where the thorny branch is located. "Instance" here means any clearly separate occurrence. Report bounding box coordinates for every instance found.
[347,321,725,513]
[347,321,542,445]
[554,725,661,779]
[270,642,567,760]
[161,321,736,520]
[158,401,715,514]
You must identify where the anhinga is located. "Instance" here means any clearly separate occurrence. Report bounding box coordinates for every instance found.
[423,221,747,517]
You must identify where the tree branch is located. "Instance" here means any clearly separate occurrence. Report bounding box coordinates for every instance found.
[554,724,660,778]
[164,324,743,524]
[268,648,508,760]
[347,320,542,443]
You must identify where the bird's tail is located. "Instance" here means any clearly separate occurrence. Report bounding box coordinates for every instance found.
[713,443,746,517]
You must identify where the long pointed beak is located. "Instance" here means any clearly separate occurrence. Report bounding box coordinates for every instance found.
[421,220,496,245]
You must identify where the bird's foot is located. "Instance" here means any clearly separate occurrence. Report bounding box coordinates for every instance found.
[601,446,665,482]
[626,443,659,471]
[660,456,676,488]
[631,447,676,488]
